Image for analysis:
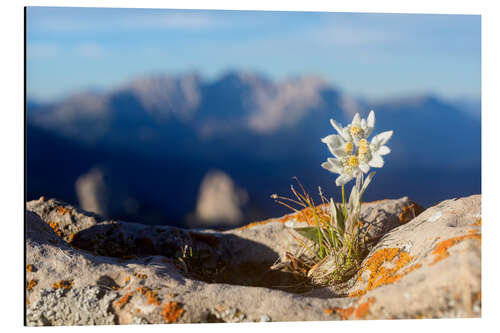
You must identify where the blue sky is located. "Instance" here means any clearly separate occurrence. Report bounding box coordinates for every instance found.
[26,7,481,102]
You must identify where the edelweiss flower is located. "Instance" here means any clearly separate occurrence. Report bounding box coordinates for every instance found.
[329,111,375,145]
[321,110,392,186]
[357,131,393,170]
[321,155,363,186]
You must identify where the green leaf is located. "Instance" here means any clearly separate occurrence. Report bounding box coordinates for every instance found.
[360,171,376,199]
[294,227,322,244]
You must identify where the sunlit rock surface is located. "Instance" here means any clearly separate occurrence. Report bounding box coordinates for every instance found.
[25,195,480,325]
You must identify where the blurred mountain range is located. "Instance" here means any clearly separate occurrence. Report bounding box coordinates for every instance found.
[26,71,481,228]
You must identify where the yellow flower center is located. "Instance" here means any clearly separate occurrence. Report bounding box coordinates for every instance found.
[344,142,354,154]
[359,139,370,154]
[348,155,359,168]
[350,125,362,137]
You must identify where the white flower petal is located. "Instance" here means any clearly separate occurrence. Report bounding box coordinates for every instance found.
[366,110,375,136]
[336,174,353,186]
[330,119,345,136]
[368,153,384,168]
[332,147,347,158]
[377,145,391,156]
[340,128,353,142]
[321,161,342,174]
[367,110,375,128]
[359,163,370,173]
[352,113,361,126]
[371,130,393,148]
[321,134,344,148]
[361,118,367,130]
[327,158,343,172]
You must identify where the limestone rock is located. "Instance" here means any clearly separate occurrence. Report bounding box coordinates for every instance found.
[190,170,248,227]
[25,195,480,325]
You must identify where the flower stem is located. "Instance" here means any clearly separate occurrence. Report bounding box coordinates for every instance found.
[341,184,346,219]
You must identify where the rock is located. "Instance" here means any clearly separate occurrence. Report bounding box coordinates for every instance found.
[75,167,109,216]
[189,170,248,228]
[25,195,480,325]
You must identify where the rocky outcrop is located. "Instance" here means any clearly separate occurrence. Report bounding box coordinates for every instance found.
[25,195,480,325]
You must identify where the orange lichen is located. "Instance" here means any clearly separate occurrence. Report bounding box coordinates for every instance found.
[134,273,148,280]
[323,308,334,316]
[349,248,421,297]
[68,233,76,242]
[26,264,34,272]
[398,202,425,224]
[237,218,276,230]
[124,276,131,283]
[52,279,74,290]
[325,297,376,320]
[333,306,354,320]
[430,233,481,265]
[116,291,134,309]
[162,302,184,323]
[48,222,63,238]
[137,286,160,306]
[57,206,70,215]
[354,297,376,319]
[470,218,481,227]
[26,279,37,291]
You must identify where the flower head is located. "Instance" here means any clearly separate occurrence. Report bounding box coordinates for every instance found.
[321,110,392,186]
[329,111,375,145]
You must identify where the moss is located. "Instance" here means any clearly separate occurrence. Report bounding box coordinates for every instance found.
[349,248,421,297]
[430,233,481,265]
[162,302,184,323]
[52,279,74,290]
[26,279,37,291]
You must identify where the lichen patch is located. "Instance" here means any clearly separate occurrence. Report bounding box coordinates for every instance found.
[349,248,421,297]
[137,286,160,306]
[430,233,481,265]
[52,280,74,290]
[162,302,184,323]
[26,279,37,291]
[115,291,135,309]
[48,222,63,238]
[57,206,70,215]
[324,297,376,320]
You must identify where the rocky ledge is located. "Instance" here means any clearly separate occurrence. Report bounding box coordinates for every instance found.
[25,195,480,325]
